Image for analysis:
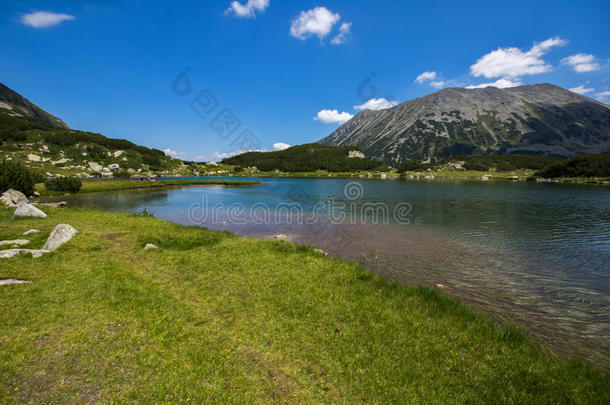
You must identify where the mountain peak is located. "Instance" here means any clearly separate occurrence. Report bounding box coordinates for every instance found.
[320,83,610,162]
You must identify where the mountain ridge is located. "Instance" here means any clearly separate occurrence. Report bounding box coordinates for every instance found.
[320,83,610,162]
[0,83,69,129]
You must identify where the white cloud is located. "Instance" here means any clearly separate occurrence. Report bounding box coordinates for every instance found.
[569,85,594,94]
[331,22,351,45]
[290,7,340,41]
[314,109,354,124]
[415,71,437,83]
[470,37,567,79]
[596,91,610,102]
[163,148,186,158]
[561,53,601,73]
[225,0,269,18]
[20,11,74,28]
[466,77,523,89]
[272,142,291,151]
[354,97,399,111]
[429,81,447,89]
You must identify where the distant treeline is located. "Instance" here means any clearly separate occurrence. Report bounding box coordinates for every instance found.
[222,143,381,172]
[535,154,610,178]
[443,154,562,171]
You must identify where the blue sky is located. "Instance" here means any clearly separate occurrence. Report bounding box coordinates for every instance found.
[1,1,608,161]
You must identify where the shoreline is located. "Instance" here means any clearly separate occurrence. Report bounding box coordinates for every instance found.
[0,205,608,401]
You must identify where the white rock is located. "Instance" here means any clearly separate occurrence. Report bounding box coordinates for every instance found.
[22,229,40,235]
[0,239,30,247]
[380,173,388,179]
[108,163,120,171]
[88,162,103,172]
[42,224,78,251]
[27,154,41,162]
[1,189,28,207]
[274,234,287,241]
[13,203,47,218]
[348,150,365,159]
[144,243,158,250]
[113,150,124,157]
[0,279,32,286]
[0,249,50,259]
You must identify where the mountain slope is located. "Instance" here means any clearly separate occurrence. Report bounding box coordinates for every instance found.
[0,83,69,129]
[0,82,206,178]
[320,84,610,162]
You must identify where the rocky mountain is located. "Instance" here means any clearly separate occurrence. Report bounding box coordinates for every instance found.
[0,83,69,129]
[320,84,610,163]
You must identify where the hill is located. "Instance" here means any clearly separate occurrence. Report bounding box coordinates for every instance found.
[0,83,208,178]
[320,84,610,163]
[221,143,381,172]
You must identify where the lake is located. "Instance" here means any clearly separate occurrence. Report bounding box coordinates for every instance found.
[44,177,610,366]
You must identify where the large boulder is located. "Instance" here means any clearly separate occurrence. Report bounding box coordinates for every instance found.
[1,189,28,207]
[13,203,46,219]
[88,162,103,172]
[42,224,78,251]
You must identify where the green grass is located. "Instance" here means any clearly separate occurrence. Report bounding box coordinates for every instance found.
[36,179,259,196]
[0,207,608,403]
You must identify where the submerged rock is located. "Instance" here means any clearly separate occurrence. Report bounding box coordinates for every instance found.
[42,224,78,251]
[1,189,28,207]
[13,203,47,219]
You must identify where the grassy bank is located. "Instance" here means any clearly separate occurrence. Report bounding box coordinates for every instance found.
[0,207,608,403]
[35,179,259,196]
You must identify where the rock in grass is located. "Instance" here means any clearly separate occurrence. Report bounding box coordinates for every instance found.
[1,189,28,208]
[0,279,32,286]
[22,229,40,236]
[0,239,30,247]
[42,224,78,251]
[144,243,158,250]
[0,249,50,259]
[13,203,47,219]
[274,234,287,241]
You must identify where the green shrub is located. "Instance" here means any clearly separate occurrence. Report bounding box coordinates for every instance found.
[0,159,41,196]
[114,170,131,178]
[44,176,82,192]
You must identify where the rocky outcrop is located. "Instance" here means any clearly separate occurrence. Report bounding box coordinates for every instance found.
[42,224,78,251]
[1,189,28,207]
[13,203,46,218]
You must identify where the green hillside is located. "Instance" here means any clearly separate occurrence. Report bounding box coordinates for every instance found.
[222,143,381,172]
